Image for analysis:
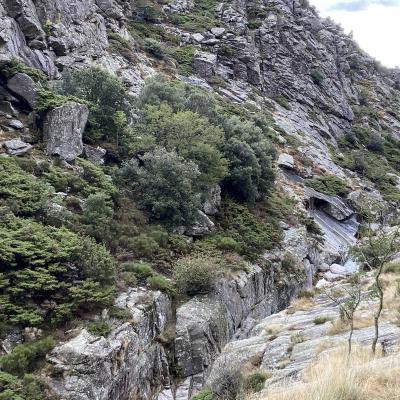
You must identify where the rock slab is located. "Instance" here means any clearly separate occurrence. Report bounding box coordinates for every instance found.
[43,102,88,161]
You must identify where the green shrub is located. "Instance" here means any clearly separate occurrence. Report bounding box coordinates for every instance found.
[0,158,51,216]
[0,58,46,83]
[274,95,291,110]
[211,235,240,252]
[119,148,202,226]
[0,372,46,400]
[366,133,384,153]
[122,261,155,280]
[129,234,161,258]
[0,215,115,328]
[0,337,54,376]
[146,274,174,293]
[144,38,165,58]
[167,0,220,32]
[297,289,314,299]
[310,69,324,85]
[86,321,112,337]
[173,257,221,295]
[167,45,195,75]
[219,201,280,261]
[314,316,330,325]
[108,306,132,320]
[243,371,267,393]
[36,88,87,114]
[304,175,349,197]
[192,389,216,400]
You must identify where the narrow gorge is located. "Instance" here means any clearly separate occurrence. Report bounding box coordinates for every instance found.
[1,1,400,399]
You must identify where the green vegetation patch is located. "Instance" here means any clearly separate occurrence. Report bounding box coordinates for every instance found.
[304,175,349,197]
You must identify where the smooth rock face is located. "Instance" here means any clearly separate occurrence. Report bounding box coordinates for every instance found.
[3,138,32,155]
[6,73,38,109]
[43,102,88,161]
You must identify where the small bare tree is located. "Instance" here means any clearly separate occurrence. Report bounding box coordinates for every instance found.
[352,201,400,355]
[325,275,362,356]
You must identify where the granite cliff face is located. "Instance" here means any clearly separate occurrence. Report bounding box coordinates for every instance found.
[1,0,400,399]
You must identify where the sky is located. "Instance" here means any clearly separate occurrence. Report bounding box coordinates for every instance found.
[309,0,400,68]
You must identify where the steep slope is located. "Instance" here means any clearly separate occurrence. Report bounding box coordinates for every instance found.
[1,1,400,400]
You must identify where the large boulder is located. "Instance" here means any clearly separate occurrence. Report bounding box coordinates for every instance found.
[7,72,38,109]
[43,102,89,161]
[193,52,217,78]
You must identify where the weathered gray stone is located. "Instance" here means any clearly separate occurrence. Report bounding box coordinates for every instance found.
[7,72,38,109]
[84,144,106,165]
[278,153,295,169]
[3,138,32,155]
[203,185,221,215]
[7,119,24,129]
[185,210,215,236]
[193,52,217,78]
[0,100,17,115]
[48,288,173,400]
[43,102,88,161]
[210,27,225,37]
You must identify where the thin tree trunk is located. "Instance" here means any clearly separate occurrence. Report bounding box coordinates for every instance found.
[348,318,354,357]
[372,264,384,355]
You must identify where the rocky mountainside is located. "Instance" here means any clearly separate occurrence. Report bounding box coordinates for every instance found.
[1,1,400,400]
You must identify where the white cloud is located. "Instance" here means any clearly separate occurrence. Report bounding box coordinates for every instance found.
[310,1,400,67]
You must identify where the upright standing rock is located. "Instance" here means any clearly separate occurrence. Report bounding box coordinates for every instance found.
[43,102,89,161]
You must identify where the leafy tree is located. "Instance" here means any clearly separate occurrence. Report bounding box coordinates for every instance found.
[126,103,227,187]
[120,148,202,226]
[221,116,276,202]
[60,66,132,144]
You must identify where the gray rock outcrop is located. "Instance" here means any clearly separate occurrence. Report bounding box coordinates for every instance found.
[6,72,38,109]
[48,288,173,400]
[43,102,88,161]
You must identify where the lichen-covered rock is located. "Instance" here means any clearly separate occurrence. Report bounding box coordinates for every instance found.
[43,102,88,161]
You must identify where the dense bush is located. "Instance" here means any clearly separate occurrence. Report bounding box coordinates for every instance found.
[218,201,280,261]
[304,175,349,197]
[144,38,165,58]
[173,257,221,295]
[0,372,46,400]
[0,215,115,329]
[0,337,54,376]
[60,66,132,144]
[119,148,202,226]
[0,158,51,216]
[243,371,267,393]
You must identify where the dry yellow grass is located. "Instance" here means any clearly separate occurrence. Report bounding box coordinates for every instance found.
[326,315,373,336]
[286,298,314,314]
[259,346,400,400]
